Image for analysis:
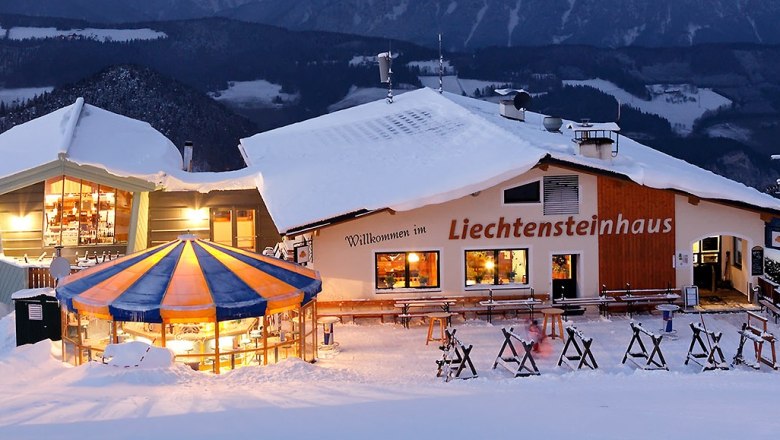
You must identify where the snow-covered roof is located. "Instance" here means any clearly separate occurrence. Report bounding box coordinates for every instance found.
[240,87,780,234]
[11,288,56,300]
[0,98,258,192]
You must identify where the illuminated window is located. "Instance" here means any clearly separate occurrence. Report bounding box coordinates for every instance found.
[43,176,131,246]
[465,249,528,286]
[375,251,440,290]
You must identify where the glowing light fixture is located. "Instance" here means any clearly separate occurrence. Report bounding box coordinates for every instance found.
[10,215,32,231]
[408,252,420,263]
[485,261,495,270]
[185,208,208,222]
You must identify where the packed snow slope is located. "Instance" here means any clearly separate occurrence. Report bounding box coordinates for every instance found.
[0,311,779,439]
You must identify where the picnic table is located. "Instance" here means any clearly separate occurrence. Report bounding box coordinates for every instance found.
[478,298,543,323]
[553,296,616,318]
[394,298,458,329]
[617,292,680,318]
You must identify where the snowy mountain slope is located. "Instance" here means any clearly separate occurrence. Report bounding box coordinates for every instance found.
[3,0,780,49]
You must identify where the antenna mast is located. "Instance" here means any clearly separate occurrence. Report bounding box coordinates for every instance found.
[386,42,393,104]
[438,33,443,94]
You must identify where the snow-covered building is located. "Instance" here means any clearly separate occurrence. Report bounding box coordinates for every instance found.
[0,98,279,303]
[239,88,780,307]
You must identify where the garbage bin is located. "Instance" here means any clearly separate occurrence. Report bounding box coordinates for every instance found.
[12,288,61,346]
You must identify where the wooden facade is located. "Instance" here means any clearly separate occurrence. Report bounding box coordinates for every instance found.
[597,176,676,290]
[147,189,279,252]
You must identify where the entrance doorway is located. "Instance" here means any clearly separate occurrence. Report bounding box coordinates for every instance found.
[210,207,257,251]
[552,254,578,300]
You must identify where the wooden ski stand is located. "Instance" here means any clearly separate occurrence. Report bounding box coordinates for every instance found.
[557,326,598,370]
[684,322,729,372]
[492,327,540,377]
[436,329,477,382]
[621,322,668,370]
[733,312,778,370]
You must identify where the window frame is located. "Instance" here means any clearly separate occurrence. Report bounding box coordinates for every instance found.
[374,250,441,292]
[464,248,529,288]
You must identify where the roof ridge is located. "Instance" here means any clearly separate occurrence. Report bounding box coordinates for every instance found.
[57,97,85,160]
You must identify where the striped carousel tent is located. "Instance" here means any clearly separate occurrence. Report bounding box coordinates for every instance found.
[55,235,321,323]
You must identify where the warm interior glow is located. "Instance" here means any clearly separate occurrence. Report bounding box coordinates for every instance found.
[408,252,420,263]
[484,260,495,270]
[185,208,208,222]
[10,215,32,231]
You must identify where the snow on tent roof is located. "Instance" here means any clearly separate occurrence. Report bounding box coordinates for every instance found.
[0,98,183,182]
[239,88,780,234]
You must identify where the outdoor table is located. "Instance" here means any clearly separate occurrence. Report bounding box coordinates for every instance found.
[656,304,680,334]
[619,293,680,318]
[478,299,542,323]
[541,308,565,340]
[317,316,340,346]
[553,296,616,318]
[393,299,457,328]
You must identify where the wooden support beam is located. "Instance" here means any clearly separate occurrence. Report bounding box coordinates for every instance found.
[214,319,220,374]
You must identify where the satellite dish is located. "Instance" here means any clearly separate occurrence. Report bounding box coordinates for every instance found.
[513,91,532,110]
[49,256,71,280]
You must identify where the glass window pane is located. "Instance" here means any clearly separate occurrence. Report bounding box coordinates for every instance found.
[498,249,527,284]
[95,185,116,244]
[409,252,438,288]
[236,209,256,251]
[78,181,96,245]
[60,177,81,246]
[466,250,495,285]
[552,255,573,280]
[114,190,132,243]
[503,181,540,204]
[44,176,64,246]
[212,209,232,246]
[376,253,406,289]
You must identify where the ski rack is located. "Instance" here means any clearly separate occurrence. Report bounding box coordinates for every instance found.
[557,326,598,370]
[436,329,477,382]
[733,312,778,370]
[621,322,668,370]
[684,322,729,372]
[492,327,540,377]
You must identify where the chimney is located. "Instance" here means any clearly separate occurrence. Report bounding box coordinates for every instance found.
[569,120,621,160]
[183,141,194,172]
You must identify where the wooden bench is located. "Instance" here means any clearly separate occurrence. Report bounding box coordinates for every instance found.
[759,299,780,324]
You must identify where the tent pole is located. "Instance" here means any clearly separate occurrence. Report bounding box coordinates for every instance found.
[76,312,82,366]
[161,320,166,348]
[214,319,220,374]
[60,307,66,364]
[111,321,118,344]
[298,305,303,360]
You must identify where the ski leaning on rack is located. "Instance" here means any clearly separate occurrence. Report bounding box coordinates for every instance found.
[436,329,477,381]
[685,322,729,372]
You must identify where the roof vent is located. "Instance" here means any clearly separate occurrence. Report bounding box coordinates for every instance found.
[496,89,531,122]
[567,121,621,160]
[183,141,194,172]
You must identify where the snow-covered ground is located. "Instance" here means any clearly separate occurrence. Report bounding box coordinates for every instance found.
[209,79,299,108]
[0,87,53,108]
[563,79,732,135]
[3,27,166,42]
[1,310,779,439]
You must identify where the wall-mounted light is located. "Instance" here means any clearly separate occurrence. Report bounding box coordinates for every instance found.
[408,252,420,263]
[185,208,208,222]
[10,215,32,231]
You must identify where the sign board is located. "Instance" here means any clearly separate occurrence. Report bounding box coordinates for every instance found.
[765,218,780,249]
[683,285,699,308]
[752,246,764,276]
[675,251,691,269]
[294,243,311,265]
